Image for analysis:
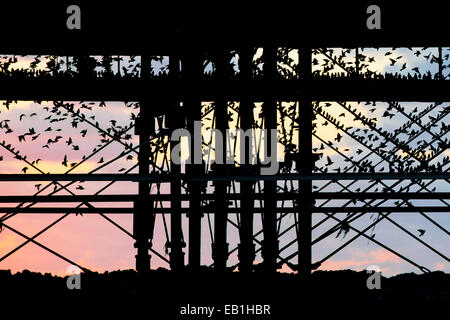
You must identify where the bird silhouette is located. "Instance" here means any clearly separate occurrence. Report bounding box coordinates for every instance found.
[417,229,426,237]
[62,155,68,167]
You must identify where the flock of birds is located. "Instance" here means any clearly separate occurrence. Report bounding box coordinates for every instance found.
[0,48,445,244]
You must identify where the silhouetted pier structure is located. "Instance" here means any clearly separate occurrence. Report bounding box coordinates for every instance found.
[0,1,449,277]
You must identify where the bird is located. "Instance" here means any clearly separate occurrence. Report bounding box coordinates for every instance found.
[76,185,85,190]
[97,157,104,164]
[21,167,28,173]
[326,156,333,166]
[35,184,41,191]
[62,155,68,167]
[417,229,426,237]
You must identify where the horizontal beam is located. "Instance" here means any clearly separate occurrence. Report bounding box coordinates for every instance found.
[1,1,450,54]
[1,207,448,214]
[0,195,139,202]
[313,192,450,199]
[1,192,450,203]
[1,78,450,102]
[0,173,450,181]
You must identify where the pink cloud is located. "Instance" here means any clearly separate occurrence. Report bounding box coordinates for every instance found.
[319,248,401,273]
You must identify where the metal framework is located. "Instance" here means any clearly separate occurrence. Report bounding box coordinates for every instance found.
[0,2,449,277]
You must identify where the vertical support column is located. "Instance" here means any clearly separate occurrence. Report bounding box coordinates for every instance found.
[238,45,255,273]
[212,47,229,272]
[262,44,279,272]
[438,47,443,80]
[133,55,154,272]
[297,48,313,279]
[169,55,185,271]
[183,49,203,271]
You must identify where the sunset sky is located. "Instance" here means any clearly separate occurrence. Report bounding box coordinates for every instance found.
[0,48,449,276]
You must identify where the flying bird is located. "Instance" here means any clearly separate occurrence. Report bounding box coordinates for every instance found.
[62,154,68,167]
[417,229,426,237]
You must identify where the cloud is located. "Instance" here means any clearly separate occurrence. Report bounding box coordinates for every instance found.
[319,248,401,273]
